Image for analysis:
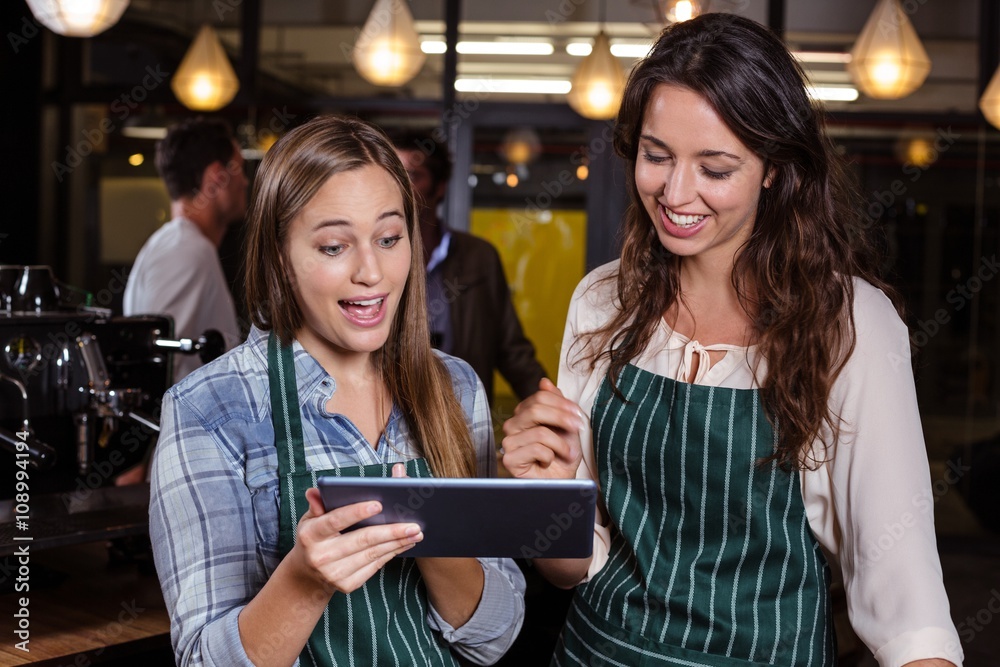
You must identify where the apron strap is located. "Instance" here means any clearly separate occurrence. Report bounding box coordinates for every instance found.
[269,333,308,479]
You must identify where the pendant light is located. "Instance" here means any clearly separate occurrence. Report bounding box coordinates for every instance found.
[171,25,240,112]
[847,0,931,100]
[25,0,129,37]
[658,0,702,24]
[352,0,426,87]
[979,66,1000,130]
[567,0,626,121]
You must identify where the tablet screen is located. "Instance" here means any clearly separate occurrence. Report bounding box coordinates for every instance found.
[317,476,598,558]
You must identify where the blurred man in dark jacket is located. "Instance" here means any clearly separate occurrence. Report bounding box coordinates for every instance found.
[392,129,546,405]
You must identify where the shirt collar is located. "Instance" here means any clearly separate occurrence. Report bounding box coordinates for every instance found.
[426,229,452,273]
[247,325,333,401]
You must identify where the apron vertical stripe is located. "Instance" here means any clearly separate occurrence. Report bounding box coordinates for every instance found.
[594,376,642,613]
[788,512,809,666]
[725,398,758,658]
[346,586,355,666]
[748,461,778,661]
[377,569,400,666]
[308,469,339,666]
[806,544,822,667]
[400,561,428,664]
[274,342,297,475]
[659,382,692,642]
[287,473,298,544]
[640,380,677,636]
[680,386,714,649]
[601,378,658,622]
[618,378,665,626]
[703,390,736,653]
[769,464,797,662]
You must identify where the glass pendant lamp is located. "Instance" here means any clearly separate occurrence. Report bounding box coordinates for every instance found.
[567,30,626,120]
[979,65,1000,130]
[171,25,240,112]
[26,0,129,37]
[352,0,426,87]
[847,0,931,100]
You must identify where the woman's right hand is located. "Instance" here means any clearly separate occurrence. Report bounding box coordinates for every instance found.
[291,488,423,594]
[501,378,585,480]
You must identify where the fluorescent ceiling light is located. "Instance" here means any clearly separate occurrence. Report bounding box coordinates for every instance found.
[793,51,853,64]
[611,43,652,58]
[458,62,571,76]
[121,126,168,140]
[421,39,553,55]
[567,42,652,58]
[807,85,859,102]
[458,41,554,55]
[455,77,572,94]
[421,40,447,54]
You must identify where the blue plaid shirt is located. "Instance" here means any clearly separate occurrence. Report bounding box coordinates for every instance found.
[149,326,525,666]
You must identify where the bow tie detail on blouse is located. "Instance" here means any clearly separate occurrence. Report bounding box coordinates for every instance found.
[679,338,713,384]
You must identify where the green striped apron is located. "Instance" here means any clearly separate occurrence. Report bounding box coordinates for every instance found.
[269,335,459,667]
[555,363,835,666]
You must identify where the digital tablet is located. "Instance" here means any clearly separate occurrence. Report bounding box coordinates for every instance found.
[317,476,598,558]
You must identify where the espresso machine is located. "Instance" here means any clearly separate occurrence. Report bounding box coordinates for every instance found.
[0,266,223,550]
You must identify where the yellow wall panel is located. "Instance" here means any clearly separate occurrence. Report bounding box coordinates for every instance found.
[469,208,587,405]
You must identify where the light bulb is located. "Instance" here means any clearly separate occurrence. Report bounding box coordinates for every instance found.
[660,0,701,24]
[871,58,902,89]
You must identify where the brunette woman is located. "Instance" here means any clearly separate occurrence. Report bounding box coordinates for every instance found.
[502,13,961,667]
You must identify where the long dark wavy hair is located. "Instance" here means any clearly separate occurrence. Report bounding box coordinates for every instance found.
[583,13,899,470]
[244,115,476,478]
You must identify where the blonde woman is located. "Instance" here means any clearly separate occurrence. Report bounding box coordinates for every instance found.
[150,115,525,667]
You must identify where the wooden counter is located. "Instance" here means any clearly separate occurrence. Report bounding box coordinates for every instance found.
[0,541,170,665]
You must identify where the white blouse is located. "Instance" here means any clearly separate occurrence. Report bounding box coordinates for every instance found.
[560,261,963,667]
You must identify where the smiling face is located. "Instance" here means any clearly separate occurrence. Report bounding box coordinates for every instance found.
[635,83,769,268]
[285,164,412,370]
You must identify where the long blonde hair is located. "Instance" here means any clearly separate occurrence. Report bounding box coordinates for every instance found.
[244,115,476,478]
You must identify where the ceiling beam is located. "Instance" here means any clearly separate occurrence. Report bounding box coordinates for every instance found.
[442,0,461,119]
[979,0,1000,99]
[769,0,786,40]
[237,0,261,105]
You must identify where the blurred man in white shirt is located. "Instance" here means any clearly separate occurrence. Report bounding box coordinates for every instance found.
[124,118,246,384]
